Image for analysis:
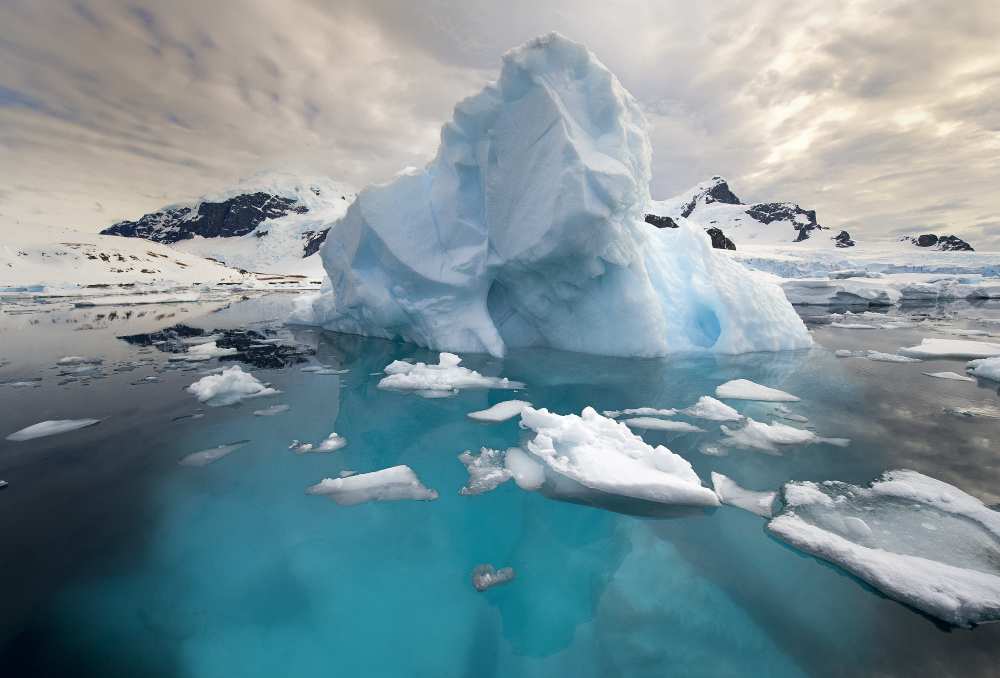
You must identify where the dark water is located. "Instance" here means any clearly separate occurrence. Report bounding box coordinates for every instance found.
[1,294,1000,677]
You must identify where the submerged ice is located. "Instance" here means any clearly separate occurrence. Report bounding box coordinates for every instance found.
[297,33,810,358]
[768,471,1000,627]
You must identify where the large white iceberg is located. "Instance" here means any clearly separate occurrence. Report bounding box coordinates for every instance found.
[517,406,719,507]
[768,471,1000,627]
[298,33,810,358]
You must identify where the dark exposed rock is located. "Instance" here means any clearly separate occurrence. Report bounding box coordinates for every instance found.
[680,176,742,217]
[706,227,736,250]
[303,228,330,257]
[901,234,974,251]
[101,192,308,244]
[833,230,855,248]
[645,214,679,229]
[118,324,314,368]
[744,202,824,241]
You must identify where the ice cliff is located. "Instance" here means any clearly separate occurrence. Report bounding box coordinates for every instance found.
[298,33,811,357]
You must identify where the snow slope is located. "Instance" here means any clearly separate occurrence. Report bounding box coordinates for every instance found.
[297,33,810,358]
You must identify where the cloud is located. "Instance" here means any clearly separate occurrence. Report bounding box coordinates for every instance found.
[0,0,997,247]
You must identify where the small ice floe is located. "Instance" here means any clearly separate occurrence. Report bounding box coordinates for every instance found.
[0,378,42,388]
[6,418,101,441]
[680,396,741,422]
[967,356,1000,382]
[178,440,250,467]
[834,349,920,363]
[602,407,678,419]
[172,412,205,423]
[289,432,346,453]
[503,447,546,490]
[458,448,513,495]
[306,465,438,506]
[711,472,776,518]
[471,564,515,592]
[773,405,808,423]
[923,371,975,382]
[899,338,1000,360]
[131,376,160,385]
[186,365,278,406]
[623,417,704,433]
[0,480,7,490]
[253,404,290,416]
[378,353,523,398]
[181,341,238,361]
[467,400,532,423]
[830,322,878,330]
[715,379,799,402]
[301,364,349,375]
[56,356,102,366]
[719,418,849,454]
[767,470,1000,627]
[516,407,719,507]
[339,470,356,478]
[945,405,1000,419]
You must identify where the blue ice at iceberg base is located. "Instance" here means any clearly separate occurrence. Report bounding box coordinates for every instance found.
[295,33,811,358]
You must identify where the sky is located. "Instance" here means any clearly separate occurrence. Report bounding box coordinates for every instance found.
[1,0,998,246]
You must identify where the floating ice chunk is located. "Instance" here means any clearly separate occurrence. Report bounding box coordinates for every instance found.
[719,418,849,454]
[899,338,1000,360]
[834,349,854,358]
[773,405,808,423]
[472,564,515,592]
[56,356,102,366]
[768,470,1000,627]
[306,465,438,506]
[0,378,42,388]
[458,448,513,495]
[716,379,799,402]
[923,371,975,382]
[183,341,238,361]
[315,432,347,452]
[711,472,776,518]
[830,323,878,330]
[945,405,1000,419]
[603,407,678,419]
[967,356,1000,382]
[623,417,704,433]
[289,440,314,453]
[517,407,719,506]
[504,447,546,490]
[0,480,7,489]
[253,404,290,416]
[179,440,250,467]
[299,33,811,358]
[378,353,523,397]
[6,418,101,441]
[186,365,278,406]
[467,400,532,423]
[866,351,922,364]
[681,396,741,421]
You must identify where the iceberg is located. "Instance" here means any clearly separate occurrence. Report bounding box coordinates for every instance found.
[377,352,523,398]
[768,471,1000,627]
[516,406,719,507]
[298,33,810,358]
[306,465,438,506]
[715,379,799,402]
[186,365,278,406]
[457,448,513,495]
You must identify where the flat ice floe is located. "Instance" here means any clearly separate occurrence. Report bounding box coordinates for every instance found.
[179,440,251,467]
[603,407,678,419]
[899,338,1000,360]
[719,418,849,454]
[56,356,103,366]
[711,472,776,518]
[835,349,921,363]
[252,404,290,416]
[306,465,438,506]
[768,470,1000,627]
[716,379,799,402]
[6,418,101,441]
[623,417,704,433]
[467,400,532,423]
[923,371,975,382]
[517,407,719,507]
[681,396,742,421]
[458,448,513,495]
[186,365,278,406]
[378,353,523,398]
[967,357,1000,381]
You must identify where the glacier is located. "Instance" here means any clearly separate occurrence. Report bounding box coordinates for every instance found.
[297,33,810,358]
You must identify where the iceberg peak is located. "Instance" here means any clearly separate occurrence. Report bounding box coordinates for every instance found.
[300,34,811,357]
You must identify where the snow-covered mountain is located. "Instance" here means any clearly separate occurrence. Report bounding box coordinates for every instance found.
[101,173,355,274]
[649,176,830,247]
[899,234,974,251]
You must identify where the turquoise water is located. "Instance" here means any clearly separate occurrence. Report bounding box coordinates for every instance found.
[2,296,1000,676]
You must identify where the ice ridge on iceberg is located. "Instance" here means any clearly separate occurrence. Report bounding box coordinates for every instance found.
[297,33,811,358]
